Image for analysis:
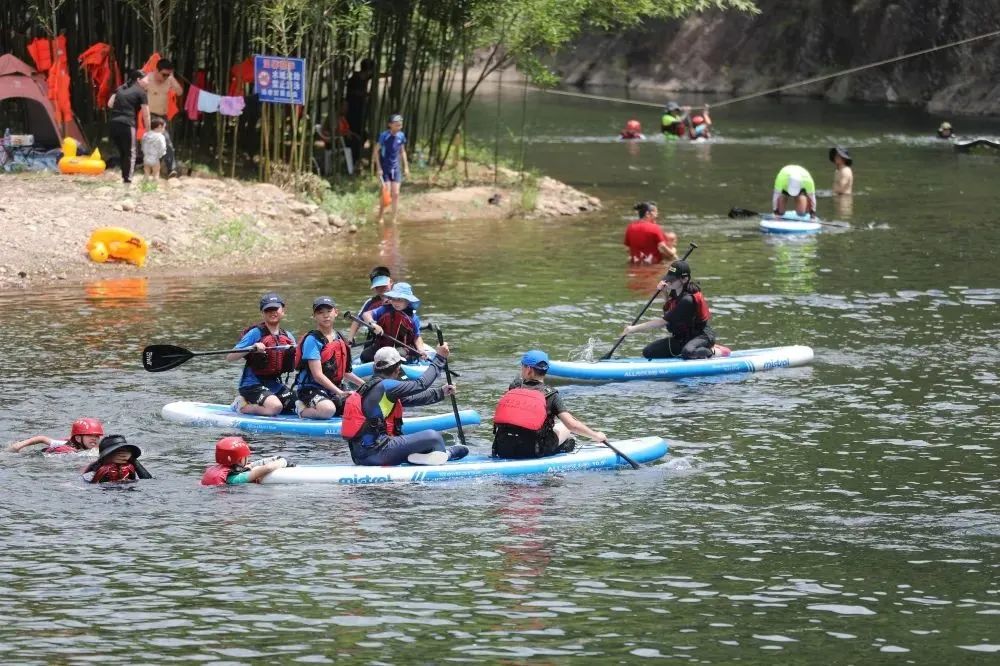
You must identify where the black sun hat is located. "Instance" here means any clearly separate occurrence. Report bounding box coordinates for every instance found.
[829,146,853,166]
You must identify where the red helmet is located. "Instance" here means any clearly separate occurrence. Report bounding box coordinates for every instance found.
[70,417,104,438]
[216,436,252,465]
[625,119,641,131]
[691,115,705,125]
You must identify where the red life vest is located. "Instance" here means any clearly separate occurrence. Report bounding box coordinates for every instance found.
[42,438,83,454]
[492,385,558,459]
[494,388,551,431]
[201,464,235,486]
[341,377,403,442]
[293,330,349,384]
[90,463,137,483]
[242,323,295,380]
[663,290,711,339]
[373,309,416,351]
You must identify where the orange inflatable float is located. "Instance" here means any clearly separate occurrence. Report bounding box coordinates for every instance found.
[86,227,149,267]
[59,137,106,175]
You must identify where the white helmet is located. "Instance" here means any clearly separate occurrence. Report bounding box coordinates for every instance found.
[373,347,404,370]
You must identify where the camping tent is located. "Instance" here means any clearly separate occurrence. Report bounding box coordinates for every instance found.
[0,54,86,149]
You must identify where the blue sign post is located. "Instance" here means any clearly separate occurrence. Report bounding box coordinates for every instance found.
[254,55,307,105]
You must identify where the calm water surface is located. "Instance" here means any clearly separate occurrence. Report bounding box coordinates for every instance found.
[1,92,998,664]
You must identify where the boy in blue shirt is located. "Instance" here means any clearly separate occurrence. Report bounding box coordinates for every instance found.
[374,114,410,224]
[226,292,296,416]
[293,296,365,419]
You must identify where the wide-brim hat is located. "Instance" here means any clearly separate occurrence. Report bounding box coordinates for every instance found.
[383,282,420,308]
[829,146,853,166]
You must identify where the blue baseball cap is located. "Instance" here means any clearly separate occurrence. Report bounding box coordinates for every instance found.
[371,275,391,288]
[259,292,285,311]
[312,296,336,311]
[520,350,550,371]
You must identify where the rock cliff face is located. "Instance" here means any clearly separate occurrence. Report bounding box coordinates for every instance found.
[551,0,1000,114]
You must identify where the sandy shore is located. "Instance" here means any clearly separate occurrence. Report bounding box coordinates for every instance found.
[0,167,600,290]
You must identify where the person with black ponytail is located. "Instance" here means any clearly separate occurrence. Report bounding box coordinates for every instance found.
[106,69,150,184]
[620,260,722,360]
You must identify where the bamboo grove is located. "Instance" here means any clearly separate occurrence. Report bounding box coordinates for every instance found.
[1,0,755,181]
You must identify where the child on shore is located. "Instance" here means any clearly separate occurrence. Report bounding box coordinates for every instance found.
[226,292,296,416]
[360,282,426,363]
[201,436,288,486]
[141,117,168,180]
[374,114,409,224]
[8,418,104,454]
[293,296,365,419]
[82,435,152,483]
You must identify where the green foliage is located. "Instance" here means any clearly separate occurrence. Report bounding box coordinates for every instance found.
[319,183,376,223]
[203,215,267,254]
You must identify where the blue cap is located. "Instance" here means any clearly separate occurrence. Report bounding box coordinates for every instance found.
[312,296,336,311]
[383,282,420,308]
[259,292,285,311]
[371,275,391,288]
[520,350,550,371]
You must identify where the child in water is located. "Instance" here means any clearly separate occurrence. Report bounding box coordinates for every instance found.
[82,435,152,483]
[201,436,288,486]
[7,418,104,454]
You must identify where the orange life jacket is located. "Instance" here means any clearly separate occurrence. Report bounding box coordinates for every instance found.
[242,323,295,380]
[294,330,350,385]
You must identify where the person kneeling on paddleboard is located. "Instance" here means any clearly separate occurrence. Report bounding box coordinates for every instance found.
[227,292,297,417]
[621,260,728,360]
[347,266,392,347]
[772,164,817,218]
[493,350,608,459]
[82,435,152,483]
[341,346,468,466]
[359,282,427,364]
[292,296,365,420]
[201,436,288,486]
[7,417,104,454]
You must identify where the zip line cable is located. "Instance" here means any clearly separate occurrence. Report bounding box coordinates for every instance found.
[520,28,1000,109]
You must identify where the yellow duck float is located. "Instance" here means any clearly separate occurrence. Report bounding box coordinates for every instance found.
[86,227,149,267]
[58,137,106,175]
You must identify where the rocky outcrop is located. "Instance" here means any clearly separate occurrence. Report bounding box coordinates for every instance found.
[550,0,1000,114]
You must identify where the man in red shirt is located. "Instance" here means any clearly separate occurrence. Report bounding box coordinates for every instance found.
[624,202,677,264]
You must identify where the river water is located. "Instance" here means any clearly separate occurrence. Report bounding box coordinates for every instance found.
[1,90,998,664]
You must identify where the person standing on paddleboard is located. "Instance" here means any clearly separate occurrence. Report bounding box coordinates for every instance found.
[226,293,297,416]
[340,347,468,466]
[620,260,726,360]
[492,350,608,459]
[624,202,678,264]
[772,164,817,218]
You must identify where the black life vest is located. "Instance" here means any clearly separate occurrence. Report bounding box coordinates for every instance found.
[492,385,559,459]
[663,290,711,340]
[294,330,350,385]
[374,308,416,351]
[341,377,404,458]
[242,323,295,380]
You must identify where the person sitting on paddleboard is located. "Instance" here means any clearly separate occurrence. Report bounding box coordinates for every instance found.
[226,292,297,417]
[359,282,427,364]
[830,146,854,195]
[621,260,728,360]
[660,101,690,139]
[201,436,288,486]
[620,119,645,140]
[341,346,468,466]
[772,164,817,218]
[292,296,365,420]
[82,435,152,483]
[347,266,392,346]
[937,121,953,139]
[687,106,712,140]
[492,350,608,459]
[7,417,104,454]
[624,202,678,264]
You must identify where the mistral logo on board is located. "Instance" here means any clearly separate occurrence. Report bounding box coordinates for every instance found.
[761,358,791,370]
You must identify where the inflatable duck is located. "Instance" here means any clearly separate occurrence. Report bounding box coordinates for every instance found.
[59,137,106,175]
[86,227,149,267]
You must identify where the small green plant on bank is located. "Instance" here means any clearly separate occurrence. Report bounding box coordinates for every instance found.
[319,181,377,221]
[139,179,158,194]
[203,215,266,255]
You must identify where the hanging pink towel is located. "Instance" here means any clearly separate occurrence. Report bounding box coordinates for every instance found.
[184,85,202,121]
[218,96,245,117]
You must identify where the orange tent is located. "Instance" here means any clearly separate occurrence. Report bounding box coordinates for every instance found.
[0,54,85,149]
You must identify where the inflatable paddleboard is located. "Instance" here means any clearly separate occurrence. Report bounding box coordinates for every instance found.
[352,345,436,379]
[161,401,480,437]
[545,345,813,383]
[759,213,821,234]
[260,437,668,484]
[954,138,1000,153]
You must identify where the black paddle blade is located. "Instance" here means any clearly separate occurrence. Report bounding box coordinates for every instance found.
[728,207,759,218]
[142,344,194,372]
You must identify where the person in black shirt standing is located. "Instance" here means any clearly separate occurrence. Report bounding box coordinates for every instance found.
[106,69,150,184]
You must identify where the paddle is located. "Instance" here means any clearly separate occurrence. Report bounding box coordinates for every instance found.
[727,207,849,228]
[343,311,462,377]
[142,344,294,373]
[600,242,698,361]
[429,324,467,447]
[601,439,641,470]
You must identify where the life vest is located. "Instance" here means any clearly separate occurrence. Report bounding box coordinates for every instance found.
[294,330,349,384]
[201,464,237,486]
[341,377,404,451]
[661,113,685,137]
[44,440,83,454]
[89,463,137,483]
[663,290,711,339]
[373,309,416,351]
[492,385,558,459]
[242,323,295,380]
